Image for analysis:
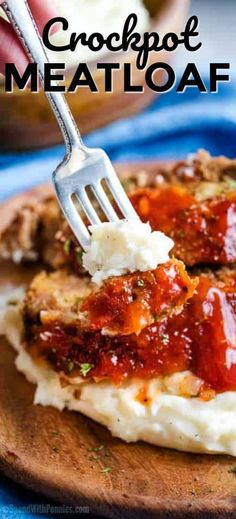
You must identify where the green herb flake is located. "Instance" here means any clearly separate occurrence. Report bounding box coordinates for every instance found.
[154,311,168,322]
[80,363,93,377]
[63,239,71,255]
[136,279,144,288]
[52,446,59,453]
[101,467,111,474]
[90,445,104,452]
[67,359,74,373]
[89,455,101,462]
[75,247,83,265]
[226,178,236,191]
[162,334,169,345]
[228,466,236,474]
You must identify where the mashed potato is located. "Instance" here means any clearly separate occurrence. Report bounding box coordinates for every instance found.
[1,288,236,456]
[83,220,174,284]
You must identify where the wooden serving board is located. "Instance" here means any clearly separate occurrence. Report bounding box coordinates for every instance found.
[0,208,236,518]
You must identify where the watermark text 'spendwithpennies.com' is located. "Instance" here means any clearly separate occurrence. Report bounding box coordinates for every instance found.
[0,504,90,517]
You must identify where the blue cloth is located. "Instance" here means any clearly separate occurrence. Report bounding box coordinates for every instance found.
[1,84,236,201]
[0,476,57,519]
[1,83,236,517]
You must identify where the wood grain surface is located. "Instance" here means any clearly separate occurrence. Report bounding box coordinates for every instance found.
[0,184,236,518]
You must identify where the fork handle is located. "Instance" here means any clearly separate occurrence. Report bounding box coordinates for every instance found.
[2,0,87,156]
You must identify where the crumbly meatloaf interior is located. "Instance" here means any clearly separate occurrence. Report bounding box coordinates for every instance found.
[0,191,64,267]
[1,150,236,392]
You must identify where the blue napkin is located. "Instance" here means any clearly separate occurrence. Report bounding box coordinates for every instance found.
[1,82,236,517]
[1,83,236,201]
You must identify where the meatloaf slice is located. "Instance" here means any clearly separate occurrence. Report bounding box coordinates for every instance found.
[22,264,236,390]
[23,258,197,338]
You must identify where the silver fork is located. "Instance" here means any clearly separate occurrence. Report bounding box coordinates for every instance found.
[3,0,139,249]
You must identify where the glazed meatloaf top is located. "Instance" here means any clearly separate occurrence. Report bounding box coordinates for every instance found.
[0,150,236,394]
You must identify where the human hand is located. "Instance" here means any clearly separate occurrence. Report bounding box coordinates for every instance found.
[0,0,57,75]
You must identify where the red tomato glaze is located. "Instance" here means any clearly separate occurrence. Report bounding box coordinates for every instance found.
[27,185,236,393]
[191,273,236,392]
[29,272,236,392]
[81,260,197,336]
[130,187,236,266]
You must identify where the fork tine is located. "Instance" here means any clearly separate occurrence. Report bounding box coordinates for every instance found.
[54,149,140,250]
[106,173,140,221]
[59,194,90,249]
[76,188,101,225]
[92,182,119,222]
